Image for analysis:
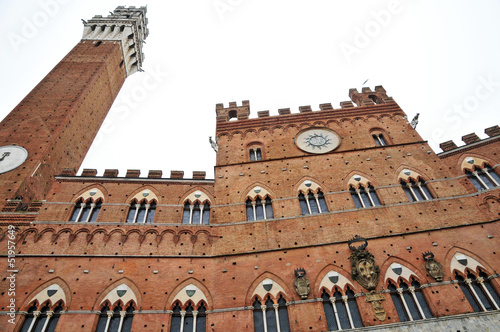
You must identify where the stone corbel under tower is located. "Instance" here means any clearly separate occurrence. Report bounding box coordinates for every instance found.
[82,6,149,76]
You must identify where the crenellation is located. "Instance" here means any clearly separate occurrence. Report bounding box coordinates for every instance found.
[81,169,98,177]
[170,170,184,179]
[298,105,312,113]
[103,169,119,177]
[257,110,269,118]
[319,103,333,110]
[439,140,458,152]
[485,125,500,137]
[126,169,141,178]
[340,101,355,108]
[193,171,206,179]
[462,133,481,144]
[60,168,76,176]
[278,108,291,115]
[147,170,162,178]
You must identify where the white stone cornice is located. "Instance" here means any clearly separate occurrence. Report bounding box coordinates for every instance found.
[82,6,148,76]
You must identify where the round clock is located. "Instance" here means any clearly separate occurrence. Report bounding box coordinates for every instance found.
[0,145,28,174]
[294,128,341,154]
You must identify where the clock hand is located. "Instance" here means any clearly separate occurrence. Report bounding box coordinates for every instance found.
[0,152,10,162]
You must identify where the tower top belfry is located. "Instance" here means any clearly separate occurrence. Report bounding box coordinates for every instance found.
[82,6,149,76]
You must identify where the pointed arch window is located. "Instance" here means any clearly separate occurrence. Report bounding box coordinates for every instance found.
[466,165,500,191]
[350,184,381,208]
[299,190,328,215]
[246,197,273,221]
[182,201,210,224]
[388,279,432,322]
[96,303,135,332]
[170,301,207,332]
[19,304,63,332]
[321,287,363,330]
[70,198,102,222]
[401,178,433,202]
[126,200,156,223]
[455,271,500,312]
[253,294,290,332]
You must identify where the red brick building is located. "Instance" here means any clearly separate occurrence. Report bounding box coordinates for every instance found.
[1,6,499,332]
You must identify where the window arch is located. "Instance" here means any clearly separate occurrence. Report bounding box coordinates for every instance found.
[170,301,207,332]
[169,284,209,332]
[384,263,432,322]
[126,199,156,223]
[347,174,381,208]
[372,133,387,146]
[96,283,137,332]
[248,142,264,161]
[69,198,102,222]
[297,180,328,215]
[387,279,432,322]
[19,283,67,332]
[298,190,328,215]
[19,303,63,332]
[455,270,500,312]
[96,302,135,332]
[318,270,363,330]
[398,170,433,202]
[251,279,290,332]
[245,186,274,221]
[451,252,500,312]
[462,158,500,191]
[321,287,363,330]
[182,191,211,224]
[370,128,389,146]
[253,295,290,332]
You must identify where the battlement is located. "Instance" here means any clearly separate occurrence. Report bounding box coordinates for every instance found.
[82,6,149,76]
[439,125,500,154]
[215,86,395,122]
[57,169,210,181]
[215,100,250,122]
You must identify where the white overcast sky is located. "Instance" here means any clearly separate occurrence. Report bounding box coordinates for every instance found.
[1,0,499,179]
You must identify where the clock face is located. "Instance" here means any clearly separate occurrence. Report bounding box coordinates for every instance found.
[0,145,28,174]
[295,128,341,154]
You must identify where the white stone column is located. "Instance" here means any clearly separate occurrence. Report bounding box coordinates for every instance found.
[329,297,342,330]
[408,286,426,319]
[180,311,186,332]
[314,193,322,213]
[397,288,413,321]
[342,296,354,329]
[40,311,53,332]
[142,204,150,223]
[477,277,499,310]
[465,279,487,311]
[261,305,268,332]
[104,311,113,332]
[27,311,41,332]
[117,311,126,332]
[192,310,198,332]
[273,303,281,332]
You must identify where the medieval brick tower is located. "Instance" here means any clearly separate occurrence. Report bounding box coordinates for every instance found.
[1,6,499,332]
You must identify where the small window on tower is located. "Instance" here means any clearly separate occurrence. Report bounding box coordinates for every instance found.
[249,148,262,161]
[372,134,387,146]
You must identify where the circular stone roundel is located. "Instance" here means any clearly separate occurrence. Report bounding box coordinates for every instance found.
[295,128,341,154]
